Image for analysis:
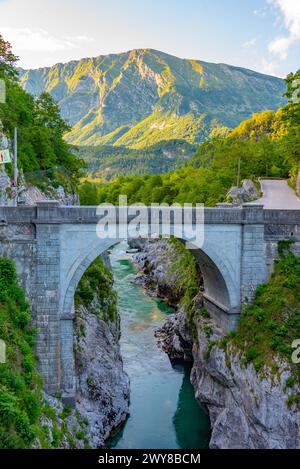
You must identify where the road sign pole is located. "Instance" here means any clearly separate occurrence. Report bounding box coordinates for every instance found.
[237,156,241,188]
[13,127,18,206]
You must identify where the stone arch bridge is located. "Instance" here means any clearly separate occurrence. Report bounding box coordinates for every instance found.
[0,201,300,403]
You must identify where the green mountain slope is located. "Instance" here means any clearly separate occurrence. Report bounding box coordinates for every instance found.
[79,140,197,180]
[19,49,286,148]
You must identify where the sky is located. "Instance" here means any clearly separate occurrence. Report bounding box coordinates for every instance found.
[0,0,299,77]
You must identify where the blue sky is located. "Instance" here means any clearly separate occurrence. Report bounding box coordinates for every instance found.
[0,0,299,77]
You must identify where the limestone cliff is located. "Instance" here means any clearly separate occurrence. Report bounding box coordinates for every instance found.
[73,255,130,448]
[190,316,300,449]
[132,238,300,449]
[74,304,130,448]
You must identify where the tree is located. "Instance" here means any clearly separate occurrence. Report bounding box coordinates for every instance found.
[79,182,99,205]
[0,32,85,191]
[0,33,18,80]
[34,92,70,135]
[284,70,300,127]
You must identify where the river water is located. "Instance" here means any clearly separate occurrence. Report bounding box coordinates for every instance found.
[108,242,210,449]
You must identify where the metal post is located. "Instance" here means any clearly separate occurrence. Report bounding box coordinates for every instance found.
[13,127,18,206]
[237,156,241,188]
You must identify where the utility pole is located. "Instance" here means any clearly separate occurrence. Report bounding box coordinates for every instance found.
[13,127,18,206]
[237,156,241,188]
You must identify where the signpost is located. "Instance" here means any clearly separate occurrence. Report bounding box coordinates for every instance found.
[11,179,17,199]
[0,149,11,164]
[13,128,18,206]
[0,79,5,104]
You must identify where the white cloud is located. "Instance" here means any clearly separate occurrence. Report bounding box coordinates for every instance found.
[260,58,279,76]
[254,8,267,17]
[0,27,94,52]
[243,38,257,48]
[259,58,287,78]
[267,0,300,59]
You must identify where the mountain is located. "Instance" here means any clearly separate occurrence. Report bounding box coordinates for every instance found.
[19,49,287,149]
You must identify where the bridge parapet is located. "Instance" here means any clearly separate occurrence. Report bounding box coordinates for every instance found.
[0,202,300,226]
[0,205,36,223]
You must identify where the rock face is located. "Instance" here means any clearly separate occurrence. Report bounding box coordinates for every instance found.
[132,238,186,305]
[37,392,88,449]
[190,317,300,449]
[227,179,260,205]
[18,182,78,206]
[73,253,129,448]
[74,304,130,448]
[134,238,300,449]
[156,300,300,449]
[155,309,193,362]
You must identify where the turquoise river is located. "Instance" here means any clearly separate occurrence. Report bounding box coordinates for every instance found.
[108,243,211,449]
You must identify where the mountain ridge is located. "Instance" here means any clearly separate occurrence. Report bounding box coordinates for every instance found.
[19,48,287,148]
[19,48,283,78]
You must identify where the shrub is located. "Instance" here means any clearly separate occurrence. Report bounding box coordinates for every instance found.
[232,246,300,383]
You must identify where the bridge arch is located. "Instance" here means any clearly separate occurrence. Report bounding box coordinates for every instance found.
[62,237,238,321]
[60,235,238,398]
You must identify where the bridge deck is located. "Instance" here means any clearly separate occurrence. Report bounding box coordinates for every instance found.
[1,202,300,225]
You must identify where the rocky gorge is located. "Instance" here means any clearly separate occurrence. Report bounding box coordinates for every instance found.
[131,238,300,449]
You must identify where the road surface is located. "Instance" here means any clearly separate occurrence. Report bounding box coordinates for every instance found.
[250,179,300,209]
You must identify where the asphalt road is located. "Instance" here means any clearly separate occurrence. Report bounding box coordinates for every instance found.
[251,179,300,209]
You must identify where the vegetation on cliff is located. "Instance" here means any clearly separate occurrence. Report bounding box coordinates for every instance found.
[166,238,201,328]
[231,243,300,387]
[0,258,42,448]
[75,256,118,323]
[0,258,92,448]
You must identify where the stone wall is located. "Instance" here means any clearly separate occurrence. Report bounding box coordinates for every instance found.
[241,224,267,303]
